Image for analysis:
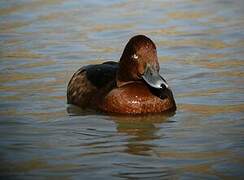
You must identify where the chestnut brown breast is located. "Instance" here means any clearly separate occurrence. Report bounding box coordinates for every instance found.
[98,82,176,114]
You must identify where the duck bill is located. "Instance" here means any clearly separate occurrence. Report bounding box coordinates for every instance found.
[142,64,169,89]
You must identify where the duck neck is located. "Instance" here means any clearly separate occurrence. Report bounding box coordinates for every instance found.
[116,70,135,88]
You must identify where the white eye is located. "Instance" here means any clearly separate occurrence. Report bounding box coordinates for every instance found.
[132,54,138,60]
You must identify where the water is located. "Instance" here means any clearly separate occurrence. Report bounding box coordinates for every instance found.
[0,0,244,179]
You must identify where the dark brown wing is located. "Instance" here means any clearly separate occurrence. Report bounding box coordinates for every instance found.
[85,61,118,88]
[67,61,118,108]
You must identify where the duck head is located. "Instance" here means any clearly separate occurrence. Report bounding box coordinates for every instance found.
[117,35,169,90]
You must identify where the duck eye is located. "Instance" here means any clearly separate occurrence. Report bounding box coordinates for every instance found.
[132,54,139,60]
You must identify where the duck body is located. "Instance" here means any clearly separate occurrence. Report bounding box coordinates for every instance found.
[67,35,176,114]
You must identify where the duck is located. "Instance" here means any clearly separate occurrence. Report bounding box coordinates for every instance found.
[67,35,176,114]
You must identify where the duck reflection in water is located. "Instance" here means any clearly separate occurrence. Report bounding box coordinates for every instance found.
[112,112,175,156]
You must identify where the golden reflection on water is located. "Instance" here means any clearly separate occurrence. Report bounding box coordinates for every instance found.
[200,59,244,69]
[167,11,207,19]
[0,0,63,16]
[141,26,185,36]
[0,21,30,33]
[180,104,244,116]
[92,24,134,33]
[1,48,46,59]
[178,87,243,97]
[0,159,49,173]
[217,71,244,78]
[156,150,230,159]
[18,60,55,69]
[159,39,229,49]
